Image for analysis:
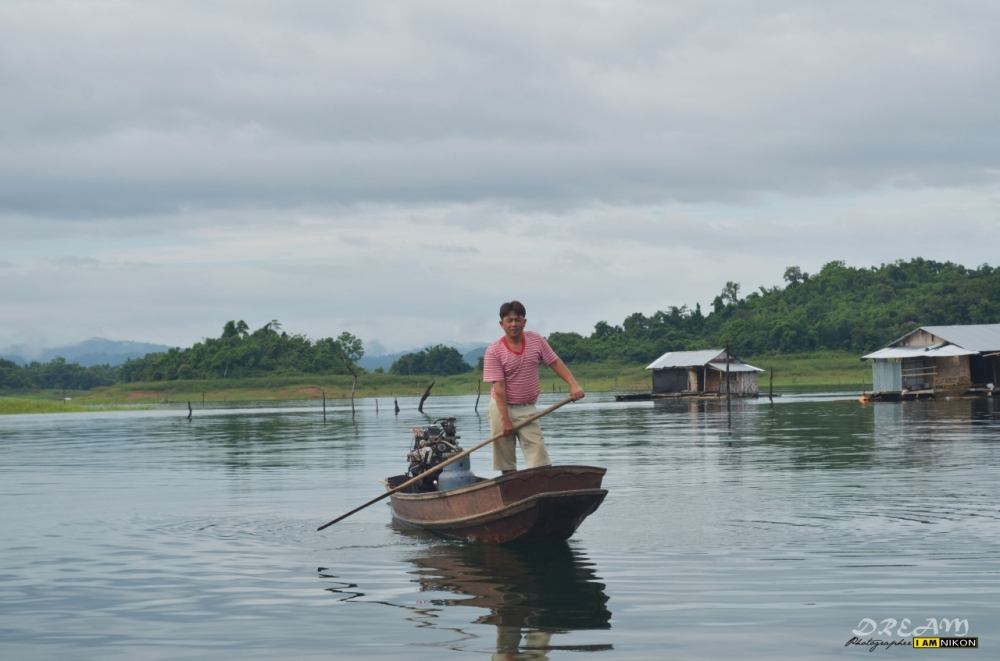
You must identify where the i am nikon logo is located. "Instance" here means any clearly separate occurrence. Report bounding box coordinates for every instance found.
[913,637,980,649]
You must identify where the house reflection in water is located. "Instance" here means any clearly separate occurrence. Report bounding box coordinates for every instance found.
[404,538,612,659]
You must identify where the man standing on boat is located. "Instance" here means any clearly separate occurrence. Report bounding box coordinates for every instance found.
[483,300,585,474]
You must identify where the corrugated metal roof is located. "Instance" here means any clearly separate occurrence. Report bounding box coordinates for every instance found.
[647,349,726,370]
[707,361,765,373]
[646,349,763,372]
[917,324,1000,352]
[863,345,977,360]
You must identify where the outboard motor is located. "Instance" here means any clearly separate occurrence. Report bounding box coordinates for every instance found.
[406,417,476,492]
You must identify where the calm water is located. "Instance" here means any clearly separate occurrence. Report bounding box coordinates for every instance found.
[2,392,999,660]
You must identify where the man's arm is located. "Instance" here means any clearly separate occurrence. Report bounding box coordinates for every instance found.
[550,358,585,401]
[492,379,515,435]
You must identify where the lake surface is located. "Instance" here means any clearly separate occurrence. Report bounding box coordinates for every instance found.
[2,392,999,660]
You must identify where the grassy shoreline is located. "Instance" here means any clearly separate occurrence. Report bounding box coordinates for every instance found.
[1,351,870,414]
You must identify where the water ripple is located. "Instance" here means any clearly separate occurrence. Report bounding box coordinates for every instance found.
[2,394,999,659]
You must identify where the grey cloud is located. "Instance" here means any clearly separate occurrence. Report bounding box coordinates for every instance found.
[3,1,1000,218]
[2,2,999,350]
[0,197,996,350]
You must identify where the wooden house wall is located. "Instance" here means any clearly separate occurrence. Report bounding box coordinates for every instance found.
[933,356,971,393]
[704,370,759,395]
[900,329,944,347]
[652,368,689,394]
[737,372,760,395]
[687,368,702,392]
[652,367,758,395]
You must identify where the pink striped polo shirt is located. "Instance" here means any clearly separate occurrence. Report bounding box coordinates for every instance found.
[482,331,559,405]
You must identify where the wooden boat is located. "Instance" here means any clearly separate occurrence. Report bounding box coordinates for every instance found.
[385,465,607,544]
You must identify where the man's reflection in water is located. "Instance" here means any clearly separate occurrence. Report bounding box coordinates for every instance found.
[404,538,612,659]
[494,629,550,661]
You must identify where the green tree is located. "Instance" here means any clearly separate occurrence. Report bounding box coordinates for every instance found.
[390,345,471,375]
[120,320,367,382]
[536,258,1000,363]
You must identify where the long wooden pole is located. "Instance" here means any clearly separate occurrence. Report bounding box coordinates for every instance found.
[316,396,574,532]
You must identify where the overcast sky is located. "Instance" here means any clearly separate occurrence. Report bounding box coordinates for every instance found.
[2,1,999,353]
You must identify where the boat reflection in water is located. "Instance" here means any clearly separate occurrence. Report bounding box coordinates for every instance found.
[403,535,612,659]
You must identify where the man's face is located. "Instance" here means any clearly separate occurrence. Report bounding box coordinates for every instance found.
[500,313,525,340]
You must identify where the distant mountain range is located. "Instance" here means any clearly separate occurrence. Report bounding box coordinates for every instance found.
[0,338,172,367]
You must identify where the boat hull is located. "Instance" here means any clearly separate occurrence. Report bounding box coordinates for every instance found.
[386,465,607,544]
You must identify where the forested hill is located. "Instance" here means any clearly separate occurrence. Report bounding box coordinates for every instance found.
[119,321,364,382]
[548,259,1000,363]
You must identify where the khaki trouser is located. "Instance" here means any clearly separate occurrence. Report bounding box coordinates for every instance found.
[489,399,551,471]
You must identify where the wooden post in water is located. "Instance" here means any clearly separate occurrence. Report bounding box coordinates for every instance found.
[187,401,192,420]
[394,398,400,415]
[769,369,774,403]
[725,350,732,402]
[202,392,205,408]
[725,347,732,423]
[474,381,482,413]
[350,375,357,419]
[418,381,435,413]
[322,389,327,422]
[375,399,379,415]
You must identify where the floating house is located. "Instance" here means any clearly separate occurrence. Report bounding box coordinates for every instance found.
[862,324,1000,399]
[645,349,764,397]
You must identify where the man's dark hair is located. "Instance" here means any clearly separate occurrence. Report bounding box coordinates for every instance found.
[499,300,527,319]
